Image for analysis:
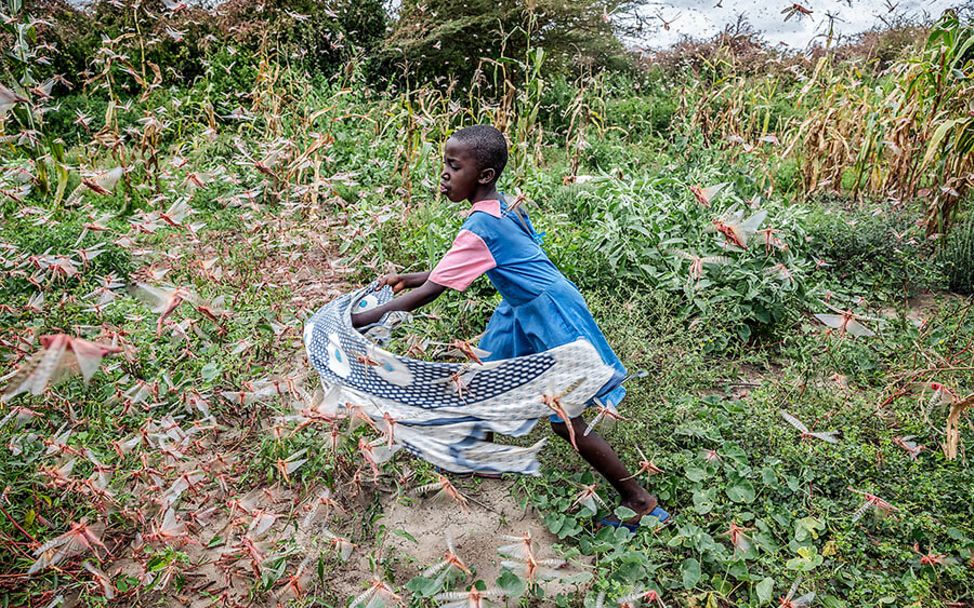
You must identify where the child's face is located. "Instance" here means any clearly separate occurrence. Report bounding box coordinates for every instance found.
[440,137,493,203]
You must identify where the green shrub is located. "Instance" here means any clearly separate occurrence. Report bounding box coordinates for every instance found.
[772,157,801,194]
[538,75,577,136]
[804,201,945,296]
[940,212,974,294]
[543,176,815,343]
[604,92,678,138]
[197,46,261,106]
[43,92,113,143]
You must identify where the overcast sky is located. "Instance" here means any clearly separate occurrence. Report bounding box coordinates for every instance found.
[623,0,970,50]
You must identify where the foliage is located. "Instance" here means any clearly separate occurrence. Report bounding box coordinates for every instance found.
[940,212,974,294]
[540,174,814,343]
[378,0,637,86]
[217,0,387,75]
[804,200,945,298]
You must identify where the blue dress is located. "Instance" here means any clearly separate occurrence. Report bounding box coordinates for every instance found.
[428,196,627,418]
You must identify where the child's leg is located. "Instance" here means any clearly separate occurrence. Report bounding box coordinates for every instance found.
[550,417,657,517]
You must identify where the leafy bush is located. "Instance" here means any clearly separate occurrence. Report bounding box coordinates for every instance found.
[22,0,220,85]
[604,89,678,138]
[804,201,944,296]
[375,0,629,87]
[43,92,113,143]
[196,45,261,105]
[543,176,814,344]
[940,212,974,294]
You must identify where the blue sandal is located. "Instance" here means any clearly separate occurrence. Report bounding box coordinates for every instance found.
[599,505,670,532]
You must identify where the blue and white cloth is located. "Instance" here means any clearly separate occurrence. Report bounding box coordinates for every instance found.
[303,284,615,474]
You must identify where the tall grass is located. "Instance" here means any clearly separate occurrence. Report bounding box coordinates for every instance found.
[686,11,973,233]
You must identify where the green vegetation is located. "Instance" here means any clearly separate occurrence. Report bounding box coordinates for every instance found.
[0,1,972,606]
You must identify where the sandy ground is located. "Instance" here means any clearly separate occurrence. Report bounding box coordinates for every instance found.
[106,438,578,607]
[325,477,585,605]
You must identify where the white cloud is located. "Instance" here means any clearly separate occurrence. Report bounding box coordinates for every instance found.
[623,0,964,50]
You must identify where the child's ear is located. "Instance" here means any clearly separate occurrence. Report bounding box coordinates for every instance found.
[478,167,496,185]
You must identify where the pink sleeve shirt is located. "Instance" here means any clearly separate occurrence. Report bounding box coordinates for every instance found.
[429,229,497,291]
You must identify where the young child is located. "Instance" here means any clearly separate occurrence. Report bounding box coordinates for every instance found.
[351,125,667,527]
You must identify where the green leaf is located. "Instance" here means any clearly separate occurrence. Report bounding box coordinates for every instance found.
[406,575,442,597]
[497,569,526,598]
[681,557,701,589]
[692,489,716,514]
[711,574,734,595]
[114,575,130,593]
[544,513,564,535]
[726,478,756,503]
[821,595,849,608]
[201,361,221,383]
[684,463,709,482]
[760,466,779,487]
[719,443,749,467]
[794,516,824,542]
[786,546,824,571]
[921,118,962,168]
[614,506,637,521]
[392,529,418,544]
[756,577,775,603]
[753,306,771,324]
[614,561,647,582]
[559,571,594,585]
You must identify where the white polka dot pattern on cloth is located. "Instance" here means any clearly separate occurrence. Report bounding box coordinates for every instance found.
[303,284,616,474]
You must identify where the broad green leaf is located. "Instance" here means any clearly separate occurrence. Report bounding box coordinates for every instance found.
[684,462,709,482]
[760,466,779,487]
[711,574,733,595]
[681,557,701,589]
[756,577,775,603]
[406,575,441,597]
[201,361,222,383]
[726,479,756,503]
[614,506,637,521]
[795,516,824,541]
[692,488,716,514]
[786,546,824,571]
[497,569,526,597]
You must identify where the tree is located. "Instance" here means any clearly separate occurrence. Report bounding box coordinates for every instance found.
[217,0,387,75]
[376,0,648,87]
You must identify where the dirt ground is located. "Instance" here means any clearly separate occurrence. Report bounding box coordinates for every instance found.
[321,476,586,605]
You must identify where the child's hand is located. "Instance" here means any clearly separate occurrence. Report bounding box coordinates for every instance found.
[374,271,431,293]
[376,273,408,293]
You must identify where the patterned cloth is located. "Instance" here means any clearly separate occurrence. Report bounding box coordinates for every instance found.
[304,284,615,474]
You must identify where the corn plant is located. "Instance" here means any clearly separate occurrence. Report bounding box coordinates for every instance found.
[905,11,974,232]
[563,69,607,183]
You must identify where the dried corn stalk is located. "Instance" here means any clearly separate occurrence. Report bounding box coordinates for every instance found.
[944,393,974,460]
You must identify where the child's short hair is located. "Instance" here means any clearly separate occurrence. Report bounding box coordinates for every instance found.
[450,125,508,181]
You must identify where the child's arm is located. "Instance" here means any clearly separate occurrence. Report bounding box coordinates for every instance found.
[351,279,445,328]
